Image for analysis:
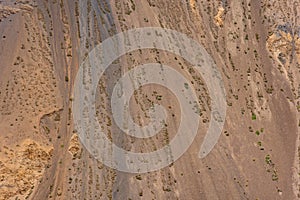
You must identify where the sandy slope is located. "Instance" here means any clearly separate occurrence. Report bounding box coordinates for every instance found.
[0,0,299,199]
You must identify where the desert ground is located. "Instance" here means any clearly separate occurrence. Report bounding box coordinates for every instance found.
[0,0,299,199]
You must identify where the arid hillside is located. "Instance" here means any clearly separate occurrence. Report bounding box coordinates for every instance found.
[0,0,299,199]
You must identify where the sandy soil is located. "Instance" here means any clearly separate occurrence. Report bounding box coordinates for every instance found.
[0,0,299,199]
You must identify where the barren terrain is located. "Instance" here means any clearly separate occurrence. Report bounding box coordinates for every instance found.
[0,0,299,199]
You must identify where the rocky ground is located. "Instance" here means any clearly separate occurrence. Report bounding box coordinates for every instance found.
[0,0,299,199]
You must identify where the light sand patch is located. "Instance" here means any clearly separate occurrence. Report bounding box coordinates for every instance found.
[267,31,300,65]
[0,139,52,200]
[68,134,82,159]
[214,6,225,27]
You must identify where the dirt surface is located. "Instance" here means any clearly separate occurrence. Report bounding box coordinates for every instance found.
[0,0,299,199]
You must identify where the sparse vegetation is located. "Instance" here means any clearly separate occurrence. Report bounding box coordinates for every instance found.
[252,113,257,120]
